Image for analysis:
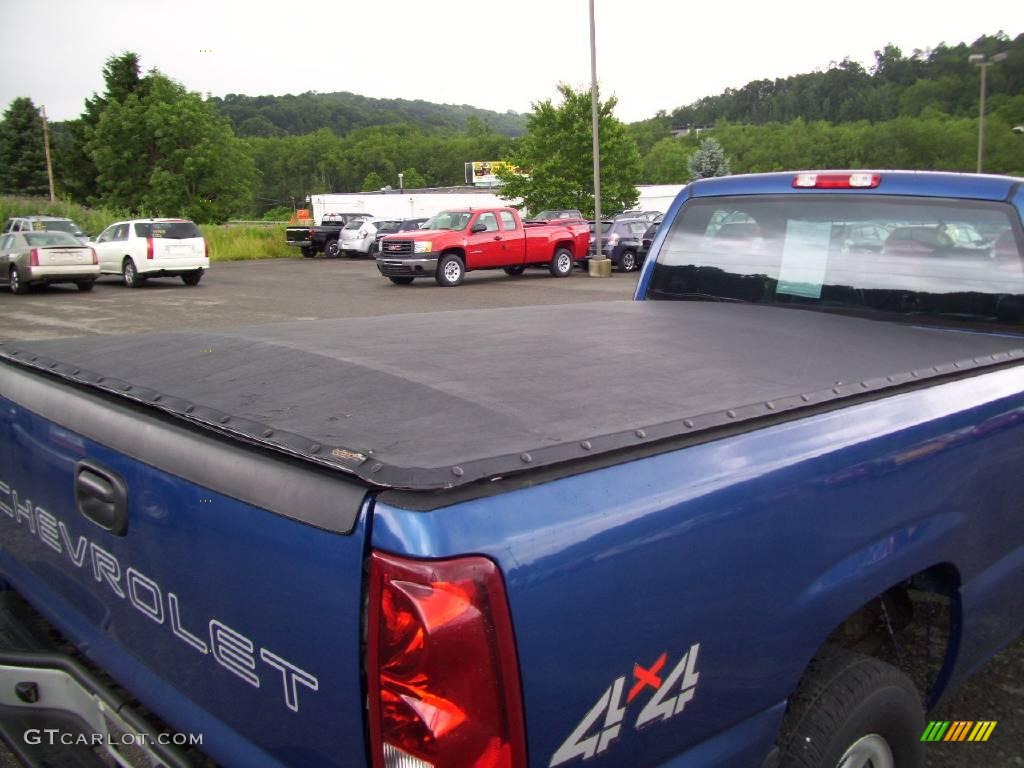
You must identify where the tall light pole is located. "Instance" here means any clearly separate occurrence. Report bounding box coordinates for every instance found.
[588,0,607,270]
[969,52,1007,173]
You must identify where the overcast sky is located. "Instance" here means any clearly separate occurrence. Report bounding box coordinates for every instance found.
[0,0,1018,124]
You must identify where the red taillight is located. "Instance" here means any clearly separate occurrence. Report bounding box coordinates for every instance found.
[367,552,526,768]
[146,237,154,260]
[793,172,881,189]
[29,249,39,267]
[90,247,98,265]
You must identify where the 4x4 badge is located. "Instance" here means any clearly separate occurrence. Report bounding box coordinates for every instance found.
[550,643,701,766]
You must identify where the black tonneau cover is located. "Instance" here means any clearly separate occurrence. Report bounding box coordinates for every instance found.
[2,302,1022,491]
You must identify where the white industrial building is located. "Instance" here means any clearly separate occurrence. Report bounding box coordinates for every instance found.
[309,184,685,223]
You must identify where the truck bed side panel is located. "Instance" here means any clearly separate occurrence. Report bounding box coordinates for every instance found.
[371,366,1024,768]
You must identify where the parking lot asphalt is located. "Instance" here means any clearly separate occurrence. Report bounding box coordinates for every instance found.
[1,257,1021,767]
[0,257,634,341]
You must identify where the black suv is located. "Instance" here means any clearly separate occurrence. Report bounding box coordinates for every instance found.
[587,219,648,272]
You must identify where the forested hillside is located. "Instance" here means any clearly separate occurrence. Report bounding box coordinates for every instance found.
[209,91,526,137]
[668,33,1023,127]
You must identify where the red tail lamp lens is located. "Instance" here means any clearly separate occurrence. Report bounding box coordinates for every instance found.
[367,551,526,768]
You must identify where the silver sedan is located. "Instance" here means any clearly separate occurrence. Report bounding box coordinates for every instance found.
[1,230,100,294]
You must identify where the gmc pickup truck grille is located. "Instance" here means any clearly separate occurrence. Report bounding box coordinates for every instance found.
[379,240,413,256]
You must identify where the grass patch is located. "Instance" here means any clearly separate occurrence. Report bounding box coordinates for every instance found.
[202,224,293,261]
[1,196,295,262]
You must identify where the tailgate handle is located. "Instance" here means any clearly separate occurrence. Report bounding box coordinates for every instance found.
[75,461,128,536]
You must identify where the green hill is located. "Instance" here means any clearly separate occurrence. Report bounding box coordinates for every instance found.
[667,32,1023,127]
[209,91,527,138]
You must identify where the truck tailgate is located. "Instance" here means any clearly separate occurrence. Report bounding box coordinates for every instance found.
[0,363,371,768]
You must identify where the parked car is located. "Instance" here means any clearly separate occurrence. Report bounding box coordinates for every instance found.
[369,219,428,256]
[3,215,89,242]
[92,218,209,287]
[286,212,374,258]
[339,218,381,257]
[0,229,99,294]
[376,208,589,286]
[588,218,648,272]
[638,214,664,263]
[527,209,584,222]
[614,209,662,222]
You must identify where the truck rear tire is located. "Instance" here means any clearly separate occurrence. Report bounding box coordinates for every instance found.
[436,254,465,287]
[301,247,315,258]
[388,276,415,285]
[775,649,923,768]
[550,248,574,278]
[76,280,95,292]
[181,270,203,286]
[504,266,526,276]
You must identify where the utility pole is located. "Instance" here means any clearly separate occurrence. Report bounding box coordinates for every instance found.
[40,106,56,202]
[588,0,608,275]
[969,52,1008,173]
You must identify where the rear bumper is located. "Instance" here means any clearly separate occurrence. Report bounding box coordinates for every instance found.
[376,257,438,278]
[286,240,313,248]
[0,592,194,768]
[25,265,99,283]
[137,259,209,276]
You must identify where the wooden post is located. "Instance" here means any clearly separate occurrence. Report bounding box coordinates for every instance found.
[40,105,56,202]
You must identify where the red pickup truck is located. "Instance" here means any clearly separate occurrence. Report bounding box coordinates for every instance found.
[375,207,590,286]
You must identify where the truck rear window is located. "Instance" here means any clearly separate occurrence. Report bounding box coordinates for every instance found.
[134,221,201,239]
[648,195,1024,332]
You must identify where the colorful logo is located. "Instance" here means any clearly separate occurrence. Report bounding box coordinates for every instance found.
[921,721,997,742]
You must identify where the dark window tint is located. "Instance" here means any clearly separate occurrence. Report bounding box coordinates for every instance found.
[649,195,1024,332]
[134,221,202,239]
[589,222,613,234]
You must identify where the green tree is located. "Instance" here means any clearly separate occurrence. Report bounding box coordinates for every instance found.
[362,171,385,191]
[89,73,255,222]
[399,167,427,189]
[497,84,640,217]
[0,97,49,196]
[56,52,144,204]
[687,137,731,180]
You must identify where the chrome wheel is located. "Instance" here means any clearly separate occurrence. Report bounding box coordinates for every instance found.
[444,260,462,282]
[9,267,25,294]
[557,252,572,273]
[123,259,139,288]
[620,251,636,272]
[836,734,894,768]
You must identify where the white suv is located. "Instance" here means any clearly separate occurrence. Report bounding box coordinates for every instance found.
[93,218,209,287]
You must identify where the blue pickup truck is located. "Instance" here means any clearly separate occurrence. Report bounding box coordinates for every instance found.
[1,171,1022,768]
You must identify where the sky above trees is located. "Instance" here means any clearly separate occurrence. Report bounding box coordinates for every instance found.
[0,0,1018,123]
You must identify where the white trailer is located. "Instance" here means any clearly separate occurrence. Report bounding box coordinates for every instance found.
[310,185,685,223]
